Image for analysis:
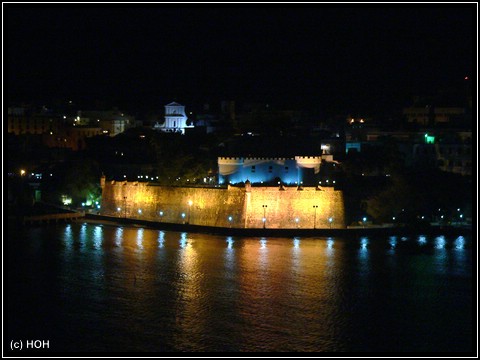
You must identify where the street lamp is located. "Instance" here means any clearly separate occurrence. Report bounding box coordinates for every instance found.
[123,196,127,219]
[328,217,333,229]
[363,217,367,228]
[313,205,318,229]
[228,215,233,228]
[295,217,299,228]
[262,205,267,229]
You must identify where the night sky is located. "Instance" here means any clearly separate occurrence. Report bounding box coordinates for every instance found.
[6,4,474,117]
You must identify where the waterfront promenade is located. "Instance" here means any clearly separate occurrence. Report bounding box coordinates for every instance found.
[83,213,473,238]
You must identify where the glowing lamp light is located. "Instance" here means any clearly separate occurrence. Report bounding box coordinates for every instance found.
[228,216,233,222]
[117,207,121,212]
[62,195,72,206]
[363,217,367,222]
[188,200,193,206]
[181,213,186,218]
[159,211,164,216]
[20,169,26,176]
[138,209,142,214]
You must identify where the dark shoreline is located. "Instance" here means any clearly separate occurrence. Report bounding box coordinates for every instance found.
[79,213,473,238]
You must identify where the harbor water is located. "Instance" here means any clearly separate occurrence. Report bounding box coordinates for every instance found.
[7,221,473,353]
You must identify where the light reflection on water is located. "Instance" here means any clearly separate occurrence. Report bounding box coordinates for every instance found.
[8,223,473,353]
[79,223,87,250]
[179,232,188,249]
[115,227,123,247]
[360,236,369,250]
[136,227,144,250]
[326,237,334,250]
[293,237,300,249]
[93,226,103,250]
[157,230,165,248]
[389,236,397,250]
[435,235,446,250]
[226,236,234,250]
[417,235,427,245]
[454,236,465,250]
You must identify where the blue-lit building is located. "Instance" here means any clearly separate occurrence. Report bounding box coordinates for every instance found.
[218,156,330,185]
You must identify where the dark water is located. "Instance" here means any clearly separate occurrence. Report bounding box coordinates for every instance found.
[6,222,473,354]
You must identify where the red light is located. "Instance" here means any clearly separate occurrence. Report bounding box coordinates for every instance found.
[464,76,469,80]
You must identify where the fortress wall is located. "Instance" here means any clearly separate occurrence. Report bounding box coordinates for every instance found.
[101,181,246,227]
[101,180,345,229]
[245,187,345,229]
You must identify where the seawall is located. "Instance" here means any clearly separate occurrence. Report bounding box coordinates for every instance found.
[100,179,346,229]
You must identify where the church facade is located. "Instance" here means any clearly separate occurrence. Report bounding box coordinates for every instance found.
[154,102,194,134]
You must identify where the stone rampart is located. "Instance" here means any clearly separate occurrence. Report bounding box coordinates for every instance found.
[101,180,345,229]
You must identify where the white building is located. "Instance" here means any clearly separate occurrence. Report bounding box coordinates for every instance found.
[154,102,194,135]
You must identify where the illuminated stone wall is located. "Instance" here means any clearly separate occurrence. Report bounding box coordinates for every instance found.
[101,180,345,229]
[244,186,345,229]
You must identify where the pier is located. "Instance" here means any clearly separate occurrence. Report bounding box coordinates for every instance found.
[23,211,85,225]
